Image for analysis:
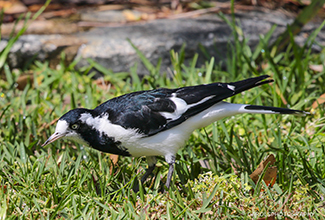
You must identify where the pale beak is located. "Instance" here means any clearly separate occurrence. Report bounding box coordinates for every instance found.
[42,132,66,147]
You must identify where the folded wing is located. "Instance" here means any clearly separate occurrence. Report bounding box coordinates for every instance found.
[95,75,273,136]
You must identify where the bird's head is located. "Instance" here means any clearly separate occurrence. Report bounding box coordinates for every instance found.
[42,108,93,147]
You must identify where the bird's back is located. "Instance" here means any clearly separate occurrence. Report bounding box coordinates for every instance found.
[92,75,273,137]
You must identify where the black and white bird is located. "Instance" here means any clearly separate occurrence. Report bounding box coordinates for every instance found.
[42,75,308,190]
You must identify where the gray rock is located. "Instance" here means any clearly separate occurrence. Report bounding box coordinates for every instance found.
[75,15,232,75]
[1,9,324,76]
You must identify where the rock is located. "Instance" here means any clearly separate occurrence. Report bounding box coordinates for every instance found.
[0,35,85,69]
[75,14,233,75]
[1,8,324,77]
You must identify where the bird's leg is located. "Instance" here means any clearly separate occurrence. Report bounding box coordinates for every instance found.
[133,156,156,192]
[165,154,176,189]
[141,156,157,184]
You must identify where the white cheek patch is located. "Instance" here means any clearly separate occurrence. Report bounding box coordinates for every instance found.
[56,120,86,144]
[55,120,69,134]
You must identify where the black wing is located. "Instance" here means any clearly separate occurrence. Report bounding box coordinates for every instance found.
[94,75,272,136]
[94,89,177,135]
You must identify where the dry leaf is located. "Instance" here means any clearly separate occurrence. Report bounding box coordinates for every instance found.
[1,20,81,36]
[250,154,277,187]
[97,4,126,11]
[0,1,12,8]
[94,78,112,91]
[312,93,325,109]
[44,36,87,48]
[309,64,324,72]
[41,8,76,19]
[141,13,157,20]
[0,185,7,193]
[16,73,34,90]
[123,9,142,21]
[257,215,276,220]
[110,154,119,165]
[275,84,287,105]
[57,154,63,167]
[2,0,27,14]
[109,154,119,174]
[28,3,62,12]
[262,166,277,186]
[134,5,158,13]
[199,159,211,169]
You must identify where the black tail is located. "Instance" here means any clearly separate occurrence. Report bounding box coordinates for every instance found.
[175,75,309,119]
[162,75,308,135]
[244,105,308,116]
[230,75,273,95]
[176,75,272,105]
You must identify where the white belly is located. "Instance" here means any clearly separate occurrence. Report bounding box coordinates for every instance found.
[126,102,244,157]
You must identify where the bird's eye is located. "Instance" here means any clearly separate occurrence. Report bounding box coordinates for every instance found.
[71,124,79,130]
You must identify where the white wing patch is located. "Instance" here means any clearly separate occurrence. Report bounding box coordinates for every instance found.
[227,84,235,91]
[159,93,216,121]
[159,95,188,120]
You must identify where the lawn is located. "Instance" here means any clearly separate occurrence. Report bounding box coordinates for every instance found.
[1,6,325,220]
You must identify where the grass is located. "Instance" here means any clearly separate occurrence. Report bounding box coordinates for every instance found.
[1,8,325,220]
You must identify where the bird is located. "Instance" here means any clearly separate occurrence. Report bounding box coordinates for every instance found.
[42,75,308,191]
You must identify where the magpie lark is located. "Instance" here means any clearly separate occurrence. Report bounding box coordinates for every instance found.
[42,75,308,190]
